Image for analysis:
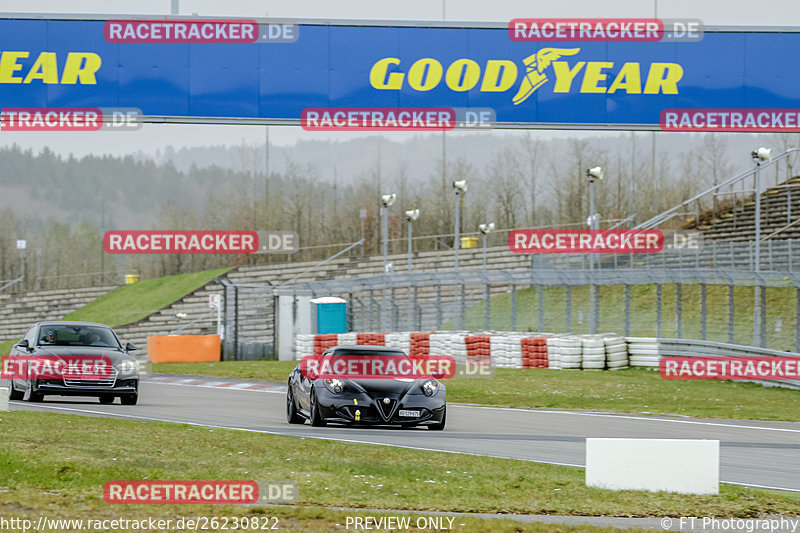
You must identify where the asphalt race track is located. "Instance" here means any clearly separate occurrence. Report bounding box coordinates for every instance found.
[10,376,800,492]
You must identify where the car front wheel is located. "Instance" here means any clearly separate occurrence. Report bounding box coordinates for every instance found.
[8,382,23,401]
[428,407,446,431]
[310,390,326,427]
[121,394,138,405]
[286,386,304,424]
[24,380,43,403]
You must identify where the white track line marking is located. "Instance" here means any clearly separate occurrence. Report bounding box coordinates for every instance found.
[11,402,799,493]
[451,405,800,433]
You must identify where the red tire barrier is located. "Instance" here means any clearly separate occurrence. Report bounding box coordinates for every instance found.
[465,335,492,357]
[357,333,385,346]
[409,332,430,356]
[313,333,339,356]
[521,336,549,369]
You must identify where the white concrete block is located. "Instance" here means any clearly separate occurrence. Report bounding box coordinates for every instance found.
[586,438,719,495]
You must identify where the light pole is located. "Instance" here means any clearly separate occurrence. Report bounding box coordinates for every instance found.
[452,180,468,270]
[380,193,396,272]
[586,166,603,334]
[405,208,420,331]
[752,147,771,347]
[405,209,420,274]
[479,222,495,270]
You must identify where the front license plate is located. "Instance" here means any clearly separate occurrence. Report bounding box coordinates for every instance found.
[398,409,420,417]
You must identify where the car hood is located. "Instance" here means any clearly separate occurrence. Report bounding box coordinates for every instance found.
[342,378,417,397]
[34,346,134,366]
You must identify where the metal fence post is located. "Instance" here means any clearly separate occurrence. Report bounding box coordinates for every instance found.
[460,284,466,330]
[760,284,767,348]
[700,284,707,340]
[624,284,630,337]
[391,287,398,331]
[656,284,662,338]
[538,284,544,333]
[566,286,572,332]
[676,283,682,338]
[728,284,735,344]
[511,284,517,331]
[436,285,443,330]
[796,287,800,353]
[484,284,491,331]
[369,290,375,331]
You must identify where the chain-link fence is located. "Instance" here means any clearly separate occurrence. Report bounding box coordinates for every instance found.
[282,268,800,352]
[217,279,275,360]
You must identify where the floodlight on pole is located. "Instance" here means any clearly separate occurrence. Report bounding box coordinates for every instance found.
[452,180,468,270]
[479,222,495,270]
[586,166,603,335]
[381,193,396,207]
[751,147,771,347]
[381,193,396,272]
[405,209,419,274]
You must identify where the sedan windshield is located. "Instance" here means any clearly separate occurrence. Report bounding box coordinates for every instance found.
[38,325,120,348]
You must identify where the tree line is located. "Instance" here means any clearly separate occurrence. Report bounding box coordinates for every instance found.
[0,133,798,290]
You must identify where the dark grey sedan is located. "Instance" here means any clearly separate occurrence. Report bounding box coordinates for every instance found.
[6,321,140,405]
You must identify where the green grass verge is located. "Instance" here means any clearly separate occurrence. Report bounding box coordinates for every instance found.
[0,411,796,524]
[451,284,800,352]
[62,267,230,327]
[153,361,800,421]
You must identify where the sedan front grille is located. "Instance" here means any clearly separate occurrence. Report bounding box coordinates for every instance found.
[64,369,118,388]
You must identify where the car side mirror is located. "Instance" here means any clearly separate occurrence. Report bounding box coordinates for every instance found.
[16,339,29,350]
[125,342,137,352]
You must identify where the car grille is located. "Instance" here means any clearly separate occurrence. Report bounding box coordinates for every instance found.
[64,369,118,388]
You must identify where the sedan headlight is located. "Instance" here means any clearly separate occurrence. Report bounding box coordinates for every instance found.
[117,359,140,377]
[422,379,439,396]
[325,378,344,394]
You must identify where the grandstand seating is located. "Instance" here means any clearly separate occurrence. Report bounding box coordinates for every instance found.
[695,176,800,241]
[0,286,118,342]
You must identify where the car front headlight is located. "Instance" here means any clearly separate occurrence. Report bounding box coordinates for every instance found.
[422,379,438,396]
[325,378,344,394]
[117,359,140,377]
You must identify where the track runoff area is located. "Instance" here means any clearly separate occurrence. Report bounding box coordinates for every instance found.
[2,12,800,533]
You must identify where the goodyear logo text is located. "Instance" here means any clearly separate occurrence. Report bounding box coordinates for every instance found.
[0,51,101,85]
[369,48,683,104]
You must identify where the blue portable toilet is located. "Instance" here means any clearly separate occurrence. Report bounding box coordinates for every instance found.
[311,296,348,334]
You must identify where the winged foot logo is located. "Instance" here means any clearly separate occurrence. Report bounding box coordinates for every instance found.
[369,47,683,104]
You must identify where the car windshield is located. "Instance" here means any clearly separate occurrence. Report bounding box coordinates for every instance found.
[330,348,406,357]
[37,325,120,348]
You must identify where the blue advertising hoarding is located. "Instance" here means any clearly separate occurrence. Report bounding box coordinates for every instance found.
[0,17,798,128]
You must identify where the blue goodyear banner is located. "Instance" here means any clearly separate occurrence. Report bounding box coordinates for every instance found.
[0,18,798,127]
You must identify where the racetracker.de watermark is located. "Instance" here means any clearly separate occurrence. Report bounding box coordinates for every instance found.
[660,356,800,381]
[301,108,457,131]
[661,109,800,132]
[104,20,299,43]
[103,480,297,504]
[509,229,664,254]
[1,354,114,380]
[508,18,703,42]
[0,108,143,131]
[300,354,461,380]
